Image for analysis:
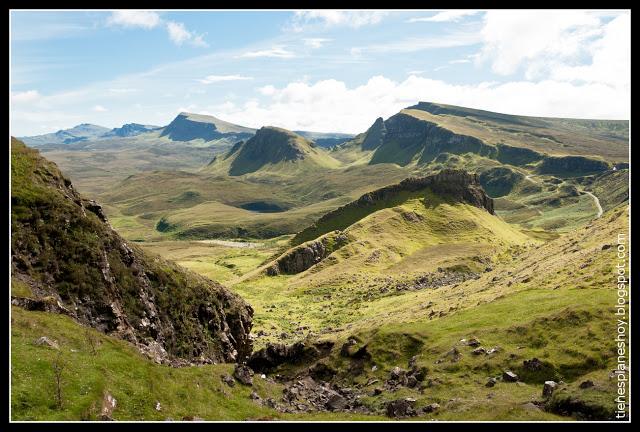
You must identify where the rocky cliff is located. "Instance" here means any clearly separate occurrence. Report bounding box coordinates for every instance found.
[292,169,494,245]
[266,230,351,275]
[11,138,253,365]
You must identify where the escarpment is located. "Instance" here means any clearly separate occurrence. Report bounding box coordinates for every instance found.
[266,230,351,275]
[11,138,253,365]
[292,169,494,245]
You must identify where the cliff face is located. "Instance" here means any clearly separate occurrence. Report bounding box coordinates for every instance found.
[292,169,494,245]
[538,155,610,175]
[160,113,254,142]
[266,231,351,276]
[11,138,253,365]
[368,113,497,166]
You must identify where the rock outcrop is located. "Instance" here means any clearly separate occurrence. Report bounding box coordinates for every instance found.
[11,138,253,365]
[266,231,350,275]
[538,155,610,175]
[293,169,494,245]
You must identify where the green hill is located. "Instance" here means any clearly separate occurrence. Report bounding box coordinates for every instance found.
[10,138,253,364]
[207,126,341,176]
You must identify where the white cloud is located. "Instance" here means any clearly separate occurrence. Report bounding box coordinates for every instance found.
[11,90,41,104]
[107,11,161,29]
[210,75,629,134]
[291,10,388,30]
[303,38,331,49]
[239,46,295,59]
[166,21,208,47]
[106,11,207,47]
[198,75,253,84]
[93,105,107,112]
[449,59,471,64]
[476,11,604,78]
[550,13,630,88]
[408,10,481,23]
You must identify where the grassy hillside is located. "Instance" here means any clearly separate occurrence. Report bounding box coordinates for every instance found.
[11,138,253,364]
[134,198,628,420]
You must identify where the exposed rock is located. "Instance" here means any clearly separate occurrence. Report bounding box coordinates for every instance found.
[267,231,350,275]
[486,377,497,387]
[181,416,205,421]
[250,391,261,401]
[326,394,348,411]
[543,381,558,398]
[155,401,161,411]
[503,371,519,382]
[579,380,595,389]
[422,403,440,414]
[11,140,254,366]
[247,341,333,373]
[82,199,108,222]
[471,347,486,355]
[386,398,417,418]
[292,169,495,245]
[523,358,543,371]
[233,364,254,386]
[467,337,481,347]
[100,392,117,420]
[221,374,235,387]
[34,336,59,350]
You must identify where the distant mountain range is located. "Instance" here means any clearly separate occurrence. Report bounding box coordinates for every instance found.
[18,113,354,148]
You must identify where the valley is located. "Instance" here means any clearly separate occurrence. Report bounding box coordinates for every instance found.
[10,102,629,421]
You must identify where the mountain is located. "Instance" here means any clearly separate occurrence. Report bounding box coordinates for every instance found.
[207,126,341,176]
[159,112,256,143]
[20,123,111,146]
[102,123,161,138]
[10,138,253,365]
[335,101,628,167]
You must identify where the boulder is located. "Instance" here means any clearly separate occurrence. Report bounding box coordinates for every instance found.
[486,377,497,387]
[326,394,348,411]
[34,336,59,350]
[471,347,486,355]
[221,374,235,387]
[579,380,595,389]
[100,392,117,421]
[543,381,558,398]
[233,364,254,386]
[422,403,440,414]
[386,398,417,418]
[503,371,519,382]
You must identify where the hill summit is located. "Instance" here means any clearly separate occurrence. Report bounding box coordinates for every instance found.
[208,126,341,176]
[160,112,255,142]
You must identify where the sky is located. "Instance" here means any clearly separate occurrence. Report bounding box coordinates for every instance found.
[10,9,631,136]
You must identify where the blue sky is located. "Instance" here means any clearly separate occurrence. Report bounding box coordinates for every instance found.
[10,10,630,136]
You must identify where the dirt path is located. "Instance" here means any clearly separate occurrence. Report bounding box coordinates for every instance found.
[583,191,603,218]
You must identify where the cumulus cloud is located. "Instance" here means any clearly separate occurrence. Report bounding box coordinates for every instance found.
[93,105,107,112]
[166,21,208,47]
[107,10,161,29]
[11,90,41,104]
[477,10,605,78]
[239,46,295,58]
[198,75,253,84]
[408,10,481,23]
[211,75,629,134]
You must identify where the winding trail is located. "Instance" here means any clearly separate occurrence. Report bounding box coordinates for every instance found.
[583,191,603,218]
